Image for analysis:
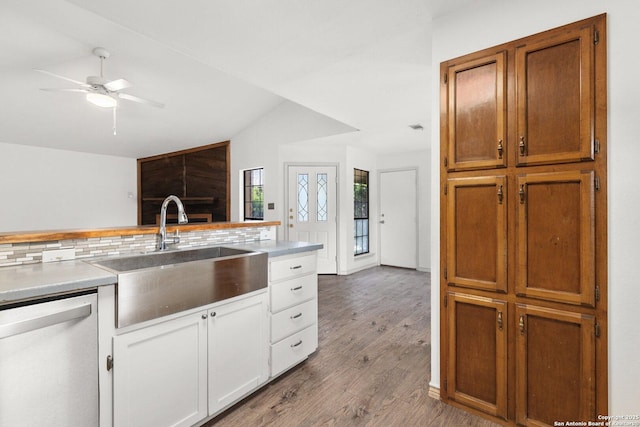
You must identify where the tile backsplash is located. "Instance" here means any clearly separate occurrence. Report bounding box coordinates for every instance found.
[0,226,272,268]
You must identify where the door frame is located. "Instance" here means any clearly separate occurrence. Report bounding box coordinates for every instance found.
[284,162,340,274]
[377,167,419,269]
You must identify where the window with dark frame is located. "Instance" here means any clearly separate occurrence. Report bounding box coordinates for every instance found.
[244,168,264,220]
[354,168,369,256]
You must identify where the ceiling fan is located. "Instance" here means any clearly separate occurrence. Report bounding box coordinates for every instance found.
[35,47,164,134]
[36,47,164,109]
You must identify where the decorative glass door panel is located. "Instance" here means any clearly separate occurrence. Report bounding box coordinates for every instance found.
[287,165,337,274]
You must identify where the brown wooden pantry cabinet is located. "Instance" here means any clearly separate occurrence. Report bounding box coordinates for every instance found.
[439,15,607,426]
[137,142,230,225]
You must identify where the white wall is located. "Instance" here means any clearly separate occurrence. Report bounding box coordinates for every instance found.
[430,1,640,414]
[377,149,431,272]
[0,142,137,232]
[230,100,355,227]
[234,99,434,275]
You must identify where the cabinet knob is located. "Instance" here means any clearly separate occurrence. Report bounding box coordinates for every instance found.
[519,315,526,335]
[201,314,207,320]
[497,139,504,159]
[519,136,526,156]
[210,312,216,318]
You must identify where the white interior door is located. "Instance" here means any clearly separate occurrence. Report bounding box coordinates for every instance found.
[287,165,337,274]
[379,169,417,269]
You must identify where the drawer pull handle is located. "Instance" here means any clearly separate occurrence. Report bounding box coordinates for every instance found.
[290,265,303,270]
[291,286,303,291]
[0,304,91,339]
[291,340,303,348]
[291,313,303,319]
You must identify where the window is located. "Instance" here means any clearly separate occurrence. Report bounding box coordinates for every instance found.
[244,168,264,220]
[354,168,369,255]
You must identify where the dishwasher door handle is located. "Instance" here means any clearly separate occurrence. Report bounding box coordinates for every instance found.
[0,304,92,339]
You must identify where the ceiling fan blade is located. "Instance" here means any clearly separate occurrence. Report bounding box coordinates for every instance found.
[104,78,132,92]
[118,93,164,108]
[40,88,90,93]
[33,69,90,87]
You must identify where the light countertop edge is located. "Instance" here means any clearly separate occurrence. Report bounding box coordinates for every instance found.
[227,240,323,257]
[0,260,116,305]
[0,240,321,305]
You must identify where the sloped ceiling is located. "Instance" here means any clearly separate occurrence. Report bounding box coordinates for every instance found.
[0,0,472,158]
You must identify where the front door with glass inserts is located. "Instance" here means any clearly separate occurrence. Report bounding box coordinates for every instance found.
[287,165,337,274]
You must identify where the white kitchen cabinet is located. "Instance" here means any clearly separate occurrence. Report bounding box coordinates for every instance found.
[112,291,268,427]
[208,292,268,415]
[113,310,208,427]
[269,252,319,378]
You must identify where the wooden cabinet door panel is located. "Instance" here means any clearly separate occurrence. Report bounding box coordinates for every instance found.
[447,293,507,418]
[516,26,595,165]
[516,171,595,305]
[516,304,595,426]
[447,52,507,170]
[447,176,507,292]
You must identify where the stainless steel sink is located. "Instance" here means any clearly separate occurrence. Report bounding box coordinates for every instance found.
[91,246,267,328]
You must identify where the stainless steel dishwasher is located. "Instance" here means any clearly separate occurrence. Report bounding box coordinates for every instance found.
[0,290,98,427]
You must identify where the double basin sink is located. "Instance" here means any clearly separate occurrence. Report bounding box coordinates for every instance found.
[92,246,267,328]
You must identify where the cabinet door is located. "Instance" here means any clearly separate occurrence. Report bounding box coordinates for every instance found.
[516,171,595,306]
[516,304,595,426]
[447,292,507,418]
[516,26,595,165]
[113,312,208,427]
[446,52,507,170]
[208,293,268,415]
[446,176,507,292]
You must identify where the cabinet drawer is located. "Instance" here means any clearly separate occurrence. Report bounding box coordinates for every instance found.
[270,254,317,282]
[270,273,317,313]
[270,324,318,377]
[271,299,317,343]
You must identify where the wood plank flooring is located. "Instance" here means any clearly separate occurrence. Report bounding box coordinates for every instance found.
[206,266,500,426]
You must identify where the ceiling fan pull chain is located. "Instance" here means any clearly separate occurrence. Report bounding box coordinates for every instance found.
[113,106,117,135]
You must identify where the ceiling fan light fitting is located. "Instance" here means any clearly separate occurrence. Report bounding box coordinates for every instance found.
[86,92,117,108]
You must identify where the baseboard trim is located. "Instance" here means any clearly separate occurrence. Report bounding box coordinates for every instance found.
[428,385,441,400]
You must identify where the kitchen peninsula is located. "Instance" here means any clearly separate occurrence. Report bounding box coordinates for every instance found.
[0,221,322,427]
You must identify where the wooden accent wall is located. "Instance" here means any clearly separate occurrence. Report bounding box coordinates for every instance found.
[137,141,230,225]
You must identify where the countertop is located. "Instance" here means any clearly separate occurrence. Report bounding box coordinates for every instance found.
[0,260,116,305]
[227,240,323,257]
[0,240,322,305]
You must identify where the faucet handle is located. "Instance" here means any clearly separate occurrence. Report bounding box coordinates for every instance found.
[172,229,181,244]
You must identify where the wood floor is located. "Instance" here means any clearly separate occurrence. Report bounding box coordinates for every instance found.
[206,266,500,426]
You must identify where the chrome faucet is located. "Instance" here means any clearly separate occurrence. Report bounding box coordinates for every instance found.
[158,195,188,250]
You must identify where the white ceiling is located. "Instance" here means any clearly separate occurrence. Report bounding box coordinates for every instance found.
[0,0,472,158]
